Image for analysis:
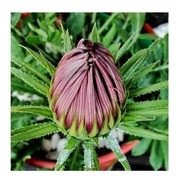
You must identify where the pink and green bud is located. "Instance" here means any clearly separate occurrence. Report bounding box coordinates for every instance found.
[50,39,125,138]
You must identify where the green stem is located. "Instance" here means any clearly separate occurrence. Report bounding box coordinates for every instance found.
[98,13,119,35]
[69,143,81,170]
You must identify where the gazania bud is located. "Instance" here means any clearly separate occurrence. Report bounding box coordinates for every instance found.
[50,39,125,138]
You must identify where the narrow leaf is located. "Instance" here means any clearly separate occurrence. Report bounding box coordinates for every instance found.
[105,133,131,171]
[83,141,100,170]
[20,45,55,76]
[126,109,168,117]
[120,49,147,78]
[150,141,163,170]
[90,23,100,43]
[11,122,59,142]
[118,124,168,141]
[121,115,155,124]
[160,141,168,170]
[102,23,116,47]
[63,30,73,54]
[11,106,53,120]
[132,138,152,156]
[11,56,50,85]
[115,30,139,62]
[129,81,168,98]
[127,61,159,84]
[126,100,168,111]
[11,67,49,96]
[55,136,80,170]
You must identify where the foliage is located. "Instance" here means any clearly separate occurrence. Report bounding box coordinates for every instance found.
[11,12,168,171]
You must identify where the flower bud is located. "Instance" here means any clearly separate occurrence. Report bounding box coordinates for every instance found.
[50,39,125,138]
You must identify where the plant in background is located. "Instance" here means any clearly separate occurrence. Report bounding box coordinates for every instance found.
[11,13,168,171]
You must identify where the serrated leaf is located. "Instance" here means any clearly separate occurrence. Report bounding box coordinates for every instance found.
[132,138,152,156]
[129,81,168,98]
[105,133,131,171]
[11,67,49,96]
[20,45,55,76]
[102,23,116,47]
[118,124,168,141]
[11,77,40,95]
[11,56,50,85]
[63,30,73,54]
[120,49,147,79]
[126,61,159,85]
[90,23,100,43]
[83,141,100,170]
[55,136,80,170]
[11,122,59,142]
[11,106,53,120]
[115,30,139,62]
[126,100,168,111]
[150,141,163,170]
[126,109,168,117]
[121,115,155,124]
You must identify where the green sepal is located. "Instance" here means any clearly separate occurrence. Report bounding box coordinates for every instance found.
[99,116,109,136]
[89,119,99,137]
[77,119,88,139]
[108,113,115,129]
[67,116,78,137]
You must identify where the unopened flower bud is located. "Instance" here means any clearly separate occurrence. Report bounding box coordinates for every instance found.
[50,39,125,138]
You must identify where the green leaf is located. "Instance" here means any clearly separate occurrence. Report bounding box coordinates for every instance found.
[102,23,116,47]
[121,115,155,124]
[11,56,50,85]
[115,30,140,62]
[11,13,21,26]
[11,122,59,142]
[160,141,168,170]
[150,141,163,170]
[129,81,168,98]
[90,23,100,43]
[126,109,168,117]
[83,140,100,170]
[11,35,25,58]
[11,77,40,95]
[120,49,147,79]
[105,133,131,171]
[129,13,146,32]
[11,67,49,96]
[25,35,42,45]
[126,100,168,111]
[20,45,55,76]
[126,61,159,85]
[11,106,53,120]
[118,124,168,141]
[63,30,73,54]
[66,13,85,38]
[132,138,152,156]
[55,136,80,170]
